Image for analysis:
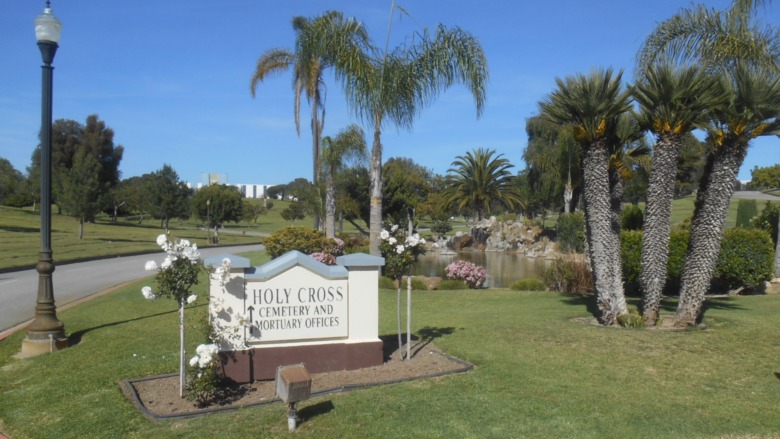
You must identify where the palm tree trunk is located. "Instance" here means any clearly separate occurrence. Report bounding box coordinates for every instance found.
[369,117,383,256]
[640,134,682,324]
[582,142,627,325]
[675,144,748,326]
[324,165,336,238]
[311,104,323,231]
[774,211,780,277]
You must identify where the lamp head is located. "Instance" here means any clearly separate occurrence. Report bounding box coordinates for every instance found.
[35,1,62,44]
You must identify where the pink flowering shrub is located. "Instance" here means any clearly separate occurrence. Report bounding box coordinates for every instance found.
[445,260,487,289]
[310,252,337,266]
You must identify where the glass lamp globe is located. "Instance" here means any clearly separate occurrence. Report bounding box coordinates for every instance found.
[34,4,62,43]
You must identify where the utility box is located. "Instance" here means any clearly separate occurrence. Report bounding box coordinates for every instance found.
[275,364,312,404]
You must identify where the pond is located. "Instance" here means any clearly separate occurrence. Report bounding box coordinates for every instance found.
[411,252,552,288]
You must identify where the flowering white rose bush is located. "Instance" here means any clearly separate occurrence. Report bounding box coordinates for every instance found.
[379,225,427,361]
[141,234,204,398]
[186,343,220,406]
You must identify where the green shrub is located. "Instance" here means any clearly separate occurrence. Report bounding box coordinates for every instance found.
[262,227,328,258]
[736,199,758,228]
[410,277,429,291]
[617,305,645,329]
[621,204,644,231]
[751,201,779,246]
[510,277,547,291]
[556,212,585,253]
[437,279,468,290]
[714,228,774,290]
[620,231,643,295]
[543,257,592,294]
[378,276,396,289]
[620,228,773,295]
[497,213,519,222]
[430,220,452,238]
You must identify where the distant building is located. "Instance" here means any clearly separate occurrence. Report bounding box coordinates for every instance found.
[235,184,275,199]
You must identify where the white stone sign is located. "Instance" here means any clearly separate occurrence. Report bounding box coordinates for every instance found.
[205,250,385,381]
[245,265,349,342]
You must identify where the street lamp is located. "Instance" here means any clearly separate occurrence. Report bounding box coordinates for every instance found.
[21,1,67,357]
[206,198,211,244]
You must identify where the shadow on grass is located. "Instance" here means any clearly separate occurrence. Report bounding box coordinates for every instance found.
[299,400,335,425]
[559,294,600,319]
[379,326,457,361]
[0,226,39,233]
[68,308,178,346]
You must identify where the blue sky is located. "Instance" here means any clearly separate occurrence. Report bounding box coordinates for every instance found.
[1,1,778,187]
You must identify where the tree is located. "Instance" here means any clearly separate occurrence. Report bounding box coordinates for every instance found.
[242,199,267,225]
[141,165,192,232]
[341,19,488,254]
[320,124,367,237]
[749,163,780,188]
[441,148,523,221]
[383,157,432,232]
[30,115,124,215]
[192,184,244,243]
[676,64,780,326]
[281,202,306,225]
[58,151,102,239]
[250,11,371,229]
[0,158,29,207]
[675,133,709,197]
[522,117,581,219]
[540,68,633,326]
[336,165,371,235]
[631,63,725,324]
[637,0,780,73]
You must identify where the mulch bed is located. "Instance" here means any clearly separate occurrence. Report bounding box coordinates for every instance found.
[122,341,473,420]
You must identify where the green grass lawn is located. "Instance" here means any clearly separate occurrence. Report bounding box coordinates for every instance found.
[2,259,780,438]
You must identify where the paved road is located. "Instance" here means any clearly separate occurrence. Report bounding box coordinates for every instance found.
[0,244,263,334]
[731,191,780,200]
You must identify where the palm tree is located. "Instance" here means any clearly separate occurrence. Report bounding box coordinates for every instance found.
[250,11,371,228]
[675,64,780,326]
[320,124,367,238]
[341,23,488,255]
[441,148,523,221]
[631,63,726,324]
[540,68,633,326]
[637,0,780,72]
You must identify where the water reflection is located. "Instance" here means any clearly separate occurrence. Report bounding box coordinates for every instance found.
[411,252,551,288]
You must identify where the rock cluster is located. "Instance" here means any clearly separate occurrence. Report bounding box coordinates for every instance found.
[444,217,555,258]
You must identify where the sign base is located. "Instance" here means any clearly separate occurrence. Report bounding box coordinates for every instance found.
[219,339,383,382]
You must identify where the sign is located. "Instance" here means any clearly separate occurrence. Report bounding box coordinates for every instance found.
[245,266,348,343]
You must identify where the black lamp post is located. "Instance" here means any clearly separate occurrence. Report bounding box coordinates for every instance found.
[21,1,67,356]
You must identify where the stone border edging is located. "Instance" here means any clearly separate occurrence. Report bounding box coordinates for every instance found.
[121,350,475,421]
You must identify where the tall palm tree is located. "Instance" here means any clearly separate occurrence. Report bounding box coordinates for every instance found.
[540,68,633,326]
[676,64,780,326]
[341,24,488,255]
[250,11,371,228]
[441,148,523,221]
[320,124,367,238]
[637,0,780,72]
[631,63,726,324]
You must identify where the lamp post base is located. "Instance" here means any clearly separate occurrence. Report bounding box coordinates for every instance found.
[18,333,69,358]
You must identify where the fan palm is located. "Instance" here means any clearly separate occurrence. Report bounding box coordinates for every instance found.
[320,124,367,238]
[631,63,726,324]
[250,11,371,227]
[441,148,523,221]
[676,64,780,326]
[341,24,488,255]
[540,68,632,325]
[637,0,780,72]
